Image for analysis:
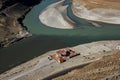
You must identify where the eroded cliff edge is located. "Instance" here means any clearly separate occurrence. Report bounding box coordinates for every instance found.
[0,0,41,47]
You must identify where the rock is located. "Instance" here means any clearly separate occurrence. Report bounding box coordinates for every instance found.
[0,0,42,47]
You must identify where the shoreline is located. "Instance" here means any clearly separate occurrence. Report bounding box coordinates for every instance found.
[0,3,32,47]
[39,0,77,29]
[72,0,120,25]
[0,0,42,48]
[0,40,120,80]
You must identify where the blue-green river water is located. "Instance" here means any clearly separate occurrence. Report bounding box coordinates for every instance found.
[0,0,120,74]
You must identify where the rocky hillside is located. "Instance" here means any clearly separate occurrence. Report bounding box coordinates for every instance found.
[72,0,120,24]
[53,51,120,80]
[0,0,41,47]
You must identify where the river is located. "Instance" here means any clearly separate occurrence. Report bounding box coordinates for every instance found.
[0,0,120,74]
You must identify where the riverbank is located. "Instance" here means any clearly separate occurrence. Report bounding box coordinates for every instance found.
[0,40,120,80]
[72,0,120,24]
[0,0,42,47]
[0,3,28,47]
[53,50,120,80]
[39,0,77,29]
